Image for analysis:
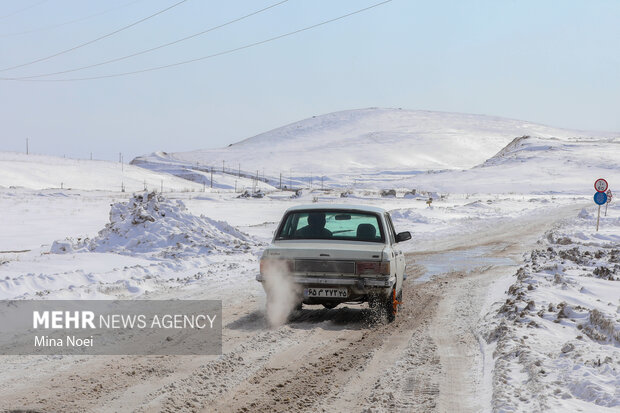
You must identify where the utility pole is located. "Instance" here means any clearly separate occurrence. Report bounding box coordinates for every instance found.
[279,172,282,190]
[26,138,29,155]
[119,152,122,163]
[90,152,93,160]
[255,170,259,193]
[222,160,225,173]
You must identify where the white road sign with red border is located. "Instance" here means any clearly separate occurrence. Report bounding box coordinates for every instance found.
[595,178,608,192]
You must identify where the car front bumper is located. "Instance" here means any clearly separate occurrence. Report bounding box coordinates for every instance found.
[256,273,395,296]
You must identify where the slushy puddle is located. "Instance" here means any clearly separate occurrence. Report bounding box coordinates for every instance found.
[413,245,515,283]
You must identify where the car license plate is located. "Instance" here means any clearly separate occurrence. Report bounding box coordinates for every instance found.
[303,288,348,298]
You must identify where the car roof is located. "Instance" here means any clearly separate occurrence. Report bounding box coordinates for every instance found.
[284,204,387,214]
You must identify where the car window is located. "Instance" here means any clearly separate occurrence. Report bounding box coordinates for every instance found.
[276,210,385,243]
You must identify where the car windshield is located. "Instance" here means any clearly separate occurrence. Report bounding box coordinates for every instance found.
[275,210,384,243]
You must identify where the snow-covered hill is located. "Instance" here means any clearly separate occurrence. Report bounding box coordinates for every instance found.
[403,135,620,194]
[134,108,615,178]
[482,135,620,169]
[6,109,615,194]
[0,152,206,192]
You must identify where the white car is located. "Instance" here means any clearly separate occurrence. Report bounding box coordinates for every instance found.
[257,204,411,322]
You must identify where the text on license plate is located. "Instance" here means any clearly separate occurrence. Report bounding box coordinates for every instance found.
[303,288,348,298]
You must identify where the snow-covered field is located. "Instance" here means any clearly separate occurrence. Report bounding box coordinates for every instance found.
[0,186,616,411]
[0,152,207,192]
[482,204,620,412]
[0,188,577,302]
[0,108,618,412]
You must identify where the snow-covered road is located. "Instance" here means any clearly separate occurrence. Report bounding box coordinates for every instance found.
[0,195,590,412]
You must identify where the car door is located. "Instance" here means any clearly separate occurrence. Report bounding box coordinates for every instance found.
[385,213,405,290]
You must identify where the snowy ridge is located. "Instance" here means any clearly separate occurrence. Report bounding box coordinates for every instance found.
[483,135,533,163]
[0,152,206,192]
[130,153,277,192]
[51,192,255,258]
[480,135,620,168]
[135,108,614,178]
[398,134,620,194]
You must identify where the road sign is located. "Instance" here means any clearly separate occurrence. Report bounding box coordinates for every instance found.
[594,178,608,192]
[605,190,612,216]
[594,192,607,205]
[594,191,609,231]
[594,181,611,230]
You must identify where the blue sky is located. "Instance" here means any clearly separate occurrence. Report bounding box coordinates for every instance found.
[0,0,618,160]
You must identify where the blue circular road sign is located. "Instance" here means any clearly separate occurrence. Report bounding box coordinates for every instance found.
[594,192,608,205]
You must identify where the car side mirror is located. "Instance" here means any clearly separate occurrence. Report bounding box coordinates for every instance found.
[395,231,411,243]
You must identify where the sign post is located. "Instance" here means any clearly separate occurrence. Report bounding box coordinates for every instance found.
[594,179,609,232]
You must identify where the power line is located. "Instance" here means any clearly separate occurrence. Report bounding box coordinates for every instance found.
[0,0,144,39]
[12,0,289,80]
[0,0,49,21]
[0,0,392,82]
[0,0,189,73]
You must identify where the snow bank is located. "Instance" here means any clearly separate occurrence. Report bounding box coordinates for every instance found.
[485,204,620,411]
[389,209,433,224]
[52,192,254,258]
